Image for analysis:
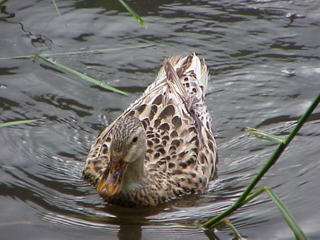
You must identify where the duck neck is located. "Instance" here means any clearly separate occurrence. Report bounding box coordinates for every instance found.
[120,154,146,192]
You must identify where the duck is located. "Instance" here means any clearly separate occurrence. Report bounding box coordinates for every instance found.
[82,53,217,207]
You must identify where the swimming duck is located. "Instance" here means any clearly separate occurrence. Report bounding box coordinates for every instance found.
[82,53,217,207]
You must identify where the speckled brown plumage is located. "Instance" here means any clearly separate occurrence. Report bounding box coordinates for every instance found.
[82,53,217,207]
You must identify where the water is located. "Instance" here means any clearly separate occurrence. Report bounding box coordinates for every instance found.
[1,0,320,239]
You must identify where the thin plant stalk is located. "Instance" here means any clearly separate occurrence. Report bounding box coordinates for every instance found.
[245,127,285,143]
[52,0,62,18]
[236,92,320,205]
[118,0,147,29]
[38,56,129,96]
[201,92,320,228]
[0,118,42,128]
[212,220,244,239]
[0,0,9,6]
[0,44,151,60]
[265,187,307,240]
[51,0,67,27]
[211,187,308,239]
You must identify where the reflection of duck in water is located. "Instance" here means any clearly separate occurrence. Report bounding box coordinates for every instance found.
[82,53,217,207]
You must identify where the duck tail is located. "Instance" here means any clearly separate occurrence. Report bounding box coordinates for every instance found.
[165,53,209,103]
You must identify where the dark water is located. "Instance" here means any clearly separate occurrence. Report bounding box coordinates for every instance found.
[1,0,320,239]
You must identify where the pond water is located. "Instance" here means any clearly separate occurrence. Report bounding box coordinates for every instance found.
[1,0,320,239]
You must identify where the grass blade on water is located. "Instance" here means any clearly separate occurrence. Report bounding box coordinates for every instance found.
[265,187,308,240]
[118,0,147,29]
[52,0,62,18]
[245,127,285,143]
[0,118,42,128]
[38,56,129,96]
[0,165,17,170]
[51,0,67,27]
[0,44,151,60]
[0,0,9,6]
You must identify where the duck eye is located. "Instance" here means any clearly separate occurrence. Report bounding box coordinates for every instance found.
[132,137,138,143]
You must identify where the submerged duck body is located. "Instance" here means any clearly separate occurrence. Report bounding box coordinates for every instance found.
[82,53,217,207]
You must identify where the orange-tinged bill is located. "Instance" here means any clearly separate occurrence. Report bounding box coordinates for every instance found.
[96,156,128,199]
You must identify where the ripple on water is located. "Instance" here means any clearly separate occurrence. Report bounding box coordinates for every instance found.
[1,0,320,239]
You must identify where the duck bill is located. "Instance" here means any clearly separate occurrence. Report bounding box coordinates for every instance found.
[97,156,128,198]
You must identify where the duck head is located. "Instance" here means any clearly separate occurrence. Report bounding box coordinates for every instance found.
[97,116,147,199]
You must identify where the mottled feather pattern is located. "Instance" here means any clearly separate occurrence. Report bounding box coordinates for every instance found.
[82,53,217,207]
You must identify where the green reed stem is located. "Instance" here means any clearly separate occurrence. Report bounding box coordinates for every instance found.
[265,187,308,240]
[37,55,129,96]
[201,92,320,228]
[0,0,9,6]
[0,44,151,60]
[52,0,62,18]
[118,0,147,29]
[212,220,243,239]
[0,118,42,128]
[245,127,285,143]
[236,92,320,205]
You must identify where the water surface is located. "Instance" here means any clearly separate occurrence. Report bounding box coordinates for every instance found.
[1,0,320,239]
